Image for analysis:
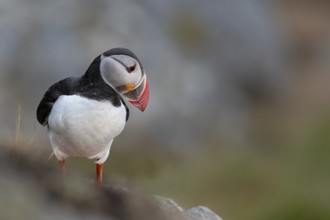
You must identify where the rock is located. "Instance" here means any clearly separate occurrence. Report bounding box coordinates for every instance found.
[154,196,223,220]
[154,195,185,213]
[187,206,223,220]
[0,146,223,220]
[154,196,187,220]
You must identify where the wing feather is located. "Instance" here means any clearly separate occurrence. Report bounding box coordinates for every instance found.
[36,77,77,125]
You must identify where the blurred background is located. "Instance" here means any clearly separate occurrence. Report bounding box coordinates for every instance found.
[1,0,330,219]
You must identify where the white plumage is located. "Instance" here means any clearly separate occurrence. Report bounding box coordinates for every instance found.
[48,95,126,164]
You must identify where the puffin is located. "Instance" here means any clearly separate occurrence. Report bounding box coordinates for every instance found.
[36,48,149,184]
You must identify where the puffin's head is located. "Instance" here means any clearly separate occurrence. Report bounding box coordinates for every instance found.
[99,48,149,112]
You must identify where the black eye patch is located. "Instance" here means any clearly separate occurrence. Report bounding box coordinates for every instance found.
[112,56,137,73]
[127,64,136,73]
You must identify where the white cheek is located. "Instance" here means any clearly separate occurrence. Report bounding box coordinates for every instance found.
[100,57,127,87]
[125,68,142,85]
[100,57,142,87]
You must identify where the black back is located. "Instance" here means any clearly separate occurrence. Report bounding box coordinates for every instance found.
[36,49,132,126]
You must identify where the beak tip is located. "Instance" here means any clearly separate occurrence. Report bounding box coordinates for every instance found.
[140,105,147,112]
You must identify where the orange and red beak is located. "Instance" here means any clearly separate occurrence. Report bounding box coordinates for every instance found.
[123,75,149,112]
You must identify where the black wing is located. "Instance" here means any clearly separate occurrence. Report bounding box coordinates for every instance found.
[36,77,78,125]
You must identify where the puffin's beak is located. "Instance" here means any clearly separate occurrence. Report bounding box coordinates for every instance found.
[124,76,149,112]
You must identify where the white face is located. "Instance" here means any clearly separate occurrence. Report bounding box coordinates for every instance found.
[100,54,143,93]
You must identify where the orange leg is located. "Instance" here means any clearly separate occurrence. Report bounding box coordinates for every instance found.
[96,163,104,185]
[59,160,66,173]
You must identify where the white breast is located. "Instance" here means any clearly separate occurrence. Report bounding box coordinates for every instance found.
[48,95,126,163]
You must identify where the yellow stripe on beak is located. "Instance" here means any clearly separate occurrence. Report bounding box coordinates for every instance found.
[125,84,136,92]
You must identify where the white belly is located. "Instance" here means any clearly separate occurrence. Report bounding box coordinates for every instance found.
[48,95,126,163]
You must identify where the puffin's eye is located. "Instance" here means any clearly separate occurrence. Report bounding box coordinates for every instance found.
[127,64,136,73]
